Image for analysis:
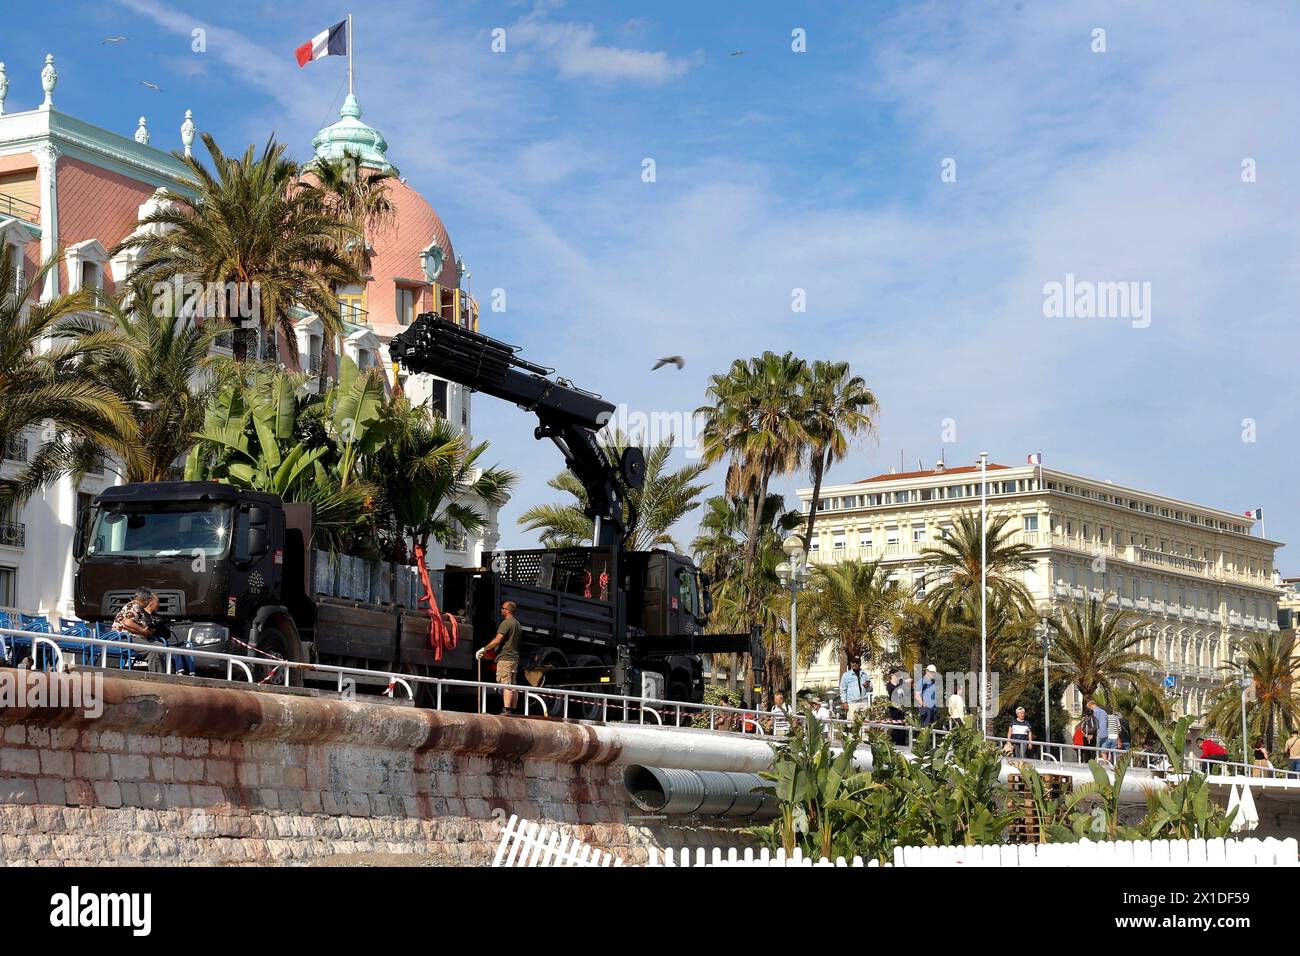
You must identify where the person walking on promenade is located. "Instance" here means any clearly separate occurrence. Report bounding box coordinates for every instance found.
[919,664,939,727]
[1008,705,1034,759]
[947,684,966,729]
[1086,699,1111,761]
[1285,730,1300,776]
[839,655,872,722]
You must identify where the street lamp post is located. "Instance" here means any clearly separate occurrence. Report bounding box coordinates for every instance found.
[777,535,810,703]
[1040,617,1052,747]
[978,451,989,735]
[1235,650,1250,771]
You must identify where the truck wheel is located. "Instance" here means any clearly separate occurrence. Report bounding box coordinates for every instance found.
[252,627,302,687]
[523,648,568,717]
[567,654,608,721]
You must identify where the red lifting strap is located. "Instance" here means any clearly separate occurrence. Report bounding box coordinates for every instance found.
[413,543,458,662]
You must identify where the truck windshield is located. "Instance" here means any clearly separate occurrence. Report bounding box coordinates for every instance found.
[87,502,234,559]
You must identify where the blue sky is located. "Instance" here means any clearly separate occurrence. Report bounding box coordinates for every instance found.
[6,1,1297,565]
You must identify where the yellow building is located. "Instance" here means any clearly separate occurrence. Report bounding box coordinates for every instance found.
[796,459,1283,719]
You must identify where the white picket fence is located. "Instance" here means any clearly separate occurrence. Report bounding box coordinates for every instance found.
[492,816,1298,867]
[492,815,625,867]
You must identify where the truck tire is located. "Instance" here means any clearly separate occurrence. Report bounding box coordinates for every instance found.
[523,647,568,717]
[252,627,302,687]
[567,654,608,721]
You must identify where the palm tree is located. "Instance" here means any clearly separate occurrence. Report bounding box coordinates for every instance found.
[517,432,708,551]
[697,352,809,581]
[797,558,902,668]
[1204,631,1300,752]
[1047,594,1159,702]
[310,152,397,277]
[0,247,135,509]
[801,359,877,547]
[697,352,809,690]
[59,291,224,483]
[112,133,359,362]
[919,511,1034,620]
[371,399,515,586]
[691,493,802,691]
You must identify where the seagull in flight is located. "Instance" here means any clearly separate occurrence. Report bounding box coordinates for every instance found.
[652,356,685,371]
[102,36,129,44]
[140,81,163,92]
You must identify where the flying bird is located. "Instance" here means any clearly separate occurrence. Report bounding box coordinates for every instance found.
[102,36,129,44]
[730,50,745,56]
[139,81,162,92]
[652,356,685,371]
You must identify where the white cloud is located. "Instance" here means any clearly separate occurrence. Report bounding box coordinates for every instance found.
[509,15,691,85]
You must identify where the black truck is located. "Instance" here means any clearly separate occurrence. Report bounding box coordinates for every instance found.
[72,314,763,707]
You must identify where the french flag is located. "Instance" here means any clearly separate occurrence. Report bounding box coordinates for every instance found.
[295,20,347,67]
[1245,508,1262,520]
[1027,452,1042,465]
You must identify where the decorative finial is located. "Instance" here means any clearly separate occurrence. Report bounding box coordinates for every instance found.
[0,63,9,116]
[180,109,195,156]
[40,53,57,109]
[134,116,150,145]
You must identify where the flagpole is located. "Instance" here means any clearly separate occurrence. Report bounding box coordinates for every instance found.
[347,13,354,95]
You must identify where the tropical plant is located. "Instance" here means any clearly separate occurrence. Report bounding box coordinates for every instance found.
[800,359,877,547]
[57,291,224,483]
[696,352,808,583]
[1134,709,1237,839]
[1047,594,1159,702]
[0,247,135,508]
[371,400,515,581]
[517,432,707,551]
[919,510,1034,619]
[691,493,802,691]
[310,152,397,277]
[112,133,360,361]
[183,359,381,548]
[758,703,871,858]
[1204,631,1300,752]
[797,558,901,668]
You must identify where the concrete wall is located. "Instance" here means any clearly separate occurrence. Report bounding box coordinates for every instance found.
[0,671,755,865]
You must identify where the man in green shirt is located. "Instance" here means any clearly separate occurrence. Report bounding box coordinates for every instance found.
[477,600,522,711]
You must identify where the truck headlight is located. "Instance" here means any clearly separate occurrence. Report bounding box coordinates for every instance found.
[176,624,229,646]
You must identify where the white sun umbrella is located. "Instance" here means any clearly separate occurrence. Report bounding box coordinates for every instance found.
[1239,783,1260,832]
[1226,784,1245,833]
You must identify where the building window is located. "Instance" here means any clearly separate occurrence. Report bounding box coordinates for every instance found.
[0,566,15,606]
[338,285,364,324]
[912,526,926,543]
[886,527,900,545]
[395,286,417,326]
[1023,514,1038,532]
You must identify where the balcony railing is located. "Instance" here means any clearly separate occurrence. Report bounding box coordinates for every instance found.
[0,190,39,225]
[3,435,27,463]
[0,521,25,548]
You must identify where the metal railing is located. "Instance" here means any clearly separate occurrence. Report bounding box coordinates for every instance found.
[5,624,1300,784]
[0,190,39,224]
[0,521,25,547]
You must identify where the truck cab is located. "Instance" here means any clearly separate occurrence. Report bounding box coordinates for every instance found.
[74,482,293,663]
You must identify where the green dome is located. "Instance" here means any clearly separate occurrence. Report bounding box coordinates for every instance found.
[311,93,396,174]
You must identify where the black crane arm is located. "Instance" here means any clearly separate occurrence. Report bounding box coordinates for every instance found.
[389,313,643,548]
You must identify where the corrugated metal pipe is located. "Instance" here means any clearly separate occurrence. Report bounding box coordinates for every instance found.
[623,765,780,820]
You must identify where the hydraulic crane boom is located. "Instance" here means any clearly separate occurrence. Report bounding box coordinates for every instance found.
[389,313,644,549]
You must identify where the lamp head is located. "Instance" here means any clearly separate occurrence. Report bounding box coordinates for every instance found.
[775,561,792,585]
[782,534,805,561]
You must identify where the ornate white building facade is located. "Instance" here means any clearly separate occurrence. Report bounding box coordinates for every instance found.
[796,459,1284,719]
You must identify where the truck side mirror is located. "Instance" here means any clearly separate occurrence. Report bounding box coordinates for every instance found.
[249,526,269,558]
[72,526,86,561]
[248,505,269,527]
[700,573,713,615]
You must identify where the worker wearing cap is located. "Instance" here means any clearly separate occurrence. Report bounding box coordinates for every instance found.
[839,654,872,722]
